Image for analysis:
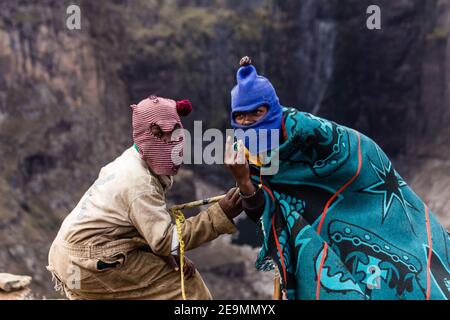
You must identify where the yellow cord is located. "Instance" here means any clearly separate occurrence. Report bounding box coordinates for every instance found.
[169,194,225,300]
[172,208,187,300]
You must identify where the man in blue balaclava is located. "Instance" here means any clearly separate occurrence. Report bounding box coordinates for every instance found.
[225,56,450,300]
[230,56,283,154]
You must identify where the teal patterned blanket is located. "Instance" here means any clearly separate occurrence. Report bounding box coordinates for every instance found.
[251,107,450,300]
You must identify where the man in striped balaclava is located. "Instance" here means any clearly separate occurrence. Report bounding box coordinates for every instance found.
[47,95,243,300]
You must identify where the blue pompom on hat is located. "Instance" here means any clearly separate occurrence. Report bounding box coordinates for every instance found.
[230,56,283,154]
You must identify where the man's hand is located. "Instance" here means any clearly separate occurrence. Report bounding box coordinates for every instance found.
[224,136,257,197]
[218,187,243,219]
[225,137,250,185]
[161,255,197,279]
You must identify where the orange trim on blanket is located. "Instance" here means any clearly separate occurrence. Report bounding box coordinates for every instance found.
[272,213,288,297]
[316,242,329,300]
[281,118,288,141]
[316,133,363,235]
[260,174,287,296]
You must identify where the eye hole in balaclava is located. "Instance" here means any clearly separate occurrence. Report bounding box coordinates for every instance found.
[233,105,269,126]
[149,124,163,138]
[149,123,183,142]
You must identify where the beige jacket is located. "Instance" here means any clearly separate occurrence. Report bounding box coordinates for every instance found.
[47,146,236,299]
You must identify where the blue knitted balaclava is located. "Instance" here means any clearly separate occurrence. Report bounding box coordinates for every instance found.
[230,59,283,154]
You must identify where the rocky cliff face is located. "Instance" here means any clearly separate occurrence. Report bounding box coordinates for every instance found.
[0,0,449,298]
[284,0,450,223]
[0,0,131,296]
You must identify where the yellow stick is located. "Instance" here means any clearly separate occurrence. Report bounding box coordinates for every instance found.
[170,194,226,211]
[273,275,282,300]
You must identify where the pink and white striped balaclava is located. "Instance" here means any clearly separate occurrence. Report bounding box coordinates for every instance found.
[130,95,192,176]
